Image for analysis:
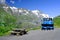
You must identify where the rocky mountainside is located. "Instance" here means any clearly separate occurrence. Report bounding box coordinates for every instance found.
[0,3,50,28]
[3,6,49,18]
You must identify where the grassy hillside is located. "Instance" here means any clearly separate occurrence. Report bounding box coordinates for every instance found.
[0,6,40,36]
[0,4,42,36]
[53,15,60,28]
[0,7,16,36]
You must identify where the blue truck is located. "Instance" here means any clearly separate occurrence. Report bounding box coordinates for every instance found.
[41,18,54,30]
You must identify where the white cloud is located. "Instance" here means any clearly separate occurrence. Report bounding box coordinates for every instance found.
[10,0,15,4]
[0,0,5,3]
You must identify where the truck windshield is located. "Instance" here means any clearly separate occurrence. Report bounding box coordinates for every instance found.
[43,18,52,21]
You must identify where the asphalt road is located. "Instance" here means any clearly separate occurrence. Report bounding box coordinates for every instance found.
[0,28,60,40]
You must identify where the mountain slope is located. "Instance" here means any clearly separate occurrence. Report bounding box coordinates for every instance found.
[0,4,17,36]
[0,3,50,28]
[53,15,60,28]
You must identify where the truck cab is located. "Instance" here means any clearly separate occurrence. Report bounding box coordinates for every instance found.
[41,18,54,30]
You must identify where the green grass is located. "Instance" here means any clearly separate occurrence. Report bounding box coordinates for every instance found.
[26,26,41,31]
[53,16,60,28]
[0,31,10,36]
[0,7,16,36]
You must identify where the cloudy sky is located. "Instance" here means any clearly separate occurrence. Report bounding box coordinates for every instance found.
[0,0,60,17]
[0,0,5,3]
